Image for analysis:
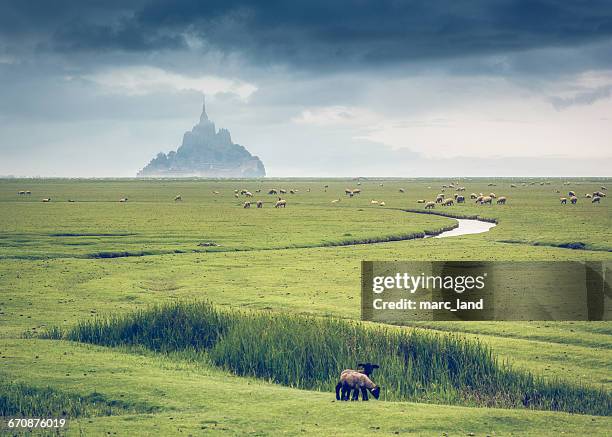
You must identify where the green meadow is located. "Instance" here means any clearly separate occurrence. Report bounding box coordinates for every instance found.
[1,177,611,435]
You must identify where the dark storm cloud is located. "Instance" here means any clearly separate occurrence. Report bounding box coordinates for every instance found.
[2,0,612,68]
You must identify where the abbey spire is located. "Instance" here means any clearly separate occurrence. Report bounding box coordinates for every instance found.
[200,95,209,122]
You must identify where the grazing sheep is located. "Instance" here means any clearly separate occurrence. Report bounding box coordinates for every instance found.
[570,196,578,204]
[256,200,263,208]
[234,193,239,198]
[425,201,435,209]
[456,195,465,203]
[592,196,601,204]
[234,190,239,194]
[68,199,75,203]
[275,199,287,208]
[496,196,507,205]
[353,189,361,195]
[17,190,25,195]
[335,370,380,401]
[243,201,251,208]
[601,186,607,191]
[174,195,182,201]
[279,189,287,194]
[510,184,517,188]
[370,200,378,204]
[489,193,496,198]
[42,198,51,202]
[245,191,253,197]
[568,191,576,197]
[416,199,426,203]
[268,189,278,195]
[212,191,220,195]
[399,188,405,193]
[470,193,478,199]
[345,188,353,196]
[560,197,567,204]
[442,199,454,206]
[25,191,31,195]
[480,196,493,205]
[585,193,592,198]
[379,201,386,206]
[256,189,261,193]
[119,197,128,202]
[435,195,444,203]
[475,196,483,203]
[379,183,384,187]
[289,190,296,194]
[594,191,606,198]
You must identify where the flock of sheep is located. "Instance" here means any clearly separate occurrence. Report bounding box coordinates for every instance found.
[559,188,607,205]
[412,182,508,210]
[17,182,608,209]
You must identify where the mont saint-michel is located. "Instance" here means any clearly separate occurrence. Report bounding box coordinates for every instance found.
[138,98,266,177]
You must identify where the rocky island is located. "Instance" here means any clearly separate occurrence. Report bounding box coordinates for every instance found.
[138,98,266,178]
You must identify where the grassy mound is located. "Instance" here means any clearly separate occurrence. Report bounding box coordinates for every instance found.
[45,302,611,416]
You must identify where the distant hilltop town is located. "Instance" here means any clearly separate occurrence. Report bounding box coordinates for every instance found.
[138,97,266,178]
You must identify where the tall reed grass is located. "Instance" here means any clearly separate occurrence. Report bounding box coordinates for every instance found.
[45,301,611,416]
[0,378,158,417]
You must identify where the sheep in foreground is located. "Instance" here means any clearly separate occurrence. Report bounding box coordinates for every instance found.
[435,194,444,203]
[496,196,507,205]
[480,196,493,205]
[442,199,454,206]
[275,199,287,208]
[399,188,405,193]
[560,197,567,204]
[243,201,251,208]
[256,200,263,208]
[268,189,278,195]
[570,196,578,204]
[425,201,435,209]
[585,193,592,198]
[379,201,386,206]
[592,196,601,204]
[42,198,51,202]
[335,370,380,401]
[568,191,576,197]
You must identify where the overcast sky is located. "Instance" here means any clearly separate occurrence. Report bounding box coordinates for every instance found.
[1,0,611,177]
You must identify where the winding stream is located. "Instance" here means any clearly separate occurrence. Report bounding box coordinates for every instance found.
[428,218,496,238]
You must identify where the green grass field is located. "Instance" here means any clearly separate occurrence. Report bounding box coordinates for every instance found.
[1,177,611,435]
